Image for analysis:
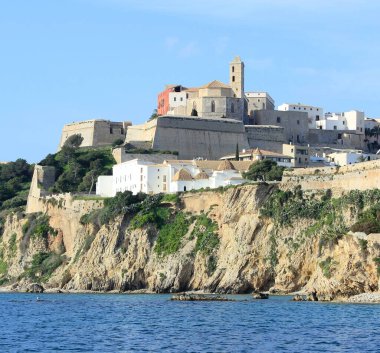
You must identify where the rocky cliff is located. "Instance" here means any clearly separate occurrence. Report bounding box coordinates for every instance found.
[1,184,379,299]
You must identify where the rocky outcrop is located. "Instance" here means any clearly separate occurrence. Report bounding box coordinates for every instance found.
[1,184,379,300]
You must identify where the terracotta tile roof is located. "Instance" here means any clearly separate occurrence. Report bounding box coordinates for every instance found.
[194,171,209,180]
[172,168,193,181]
[164,160,255,172]
[217,160,236,171]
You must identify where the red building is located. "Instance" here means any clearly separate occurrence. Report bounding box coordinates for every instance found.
[157,85,186,116]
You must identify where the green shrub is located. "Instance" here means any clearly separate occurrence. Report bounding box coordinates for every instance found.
[192,214,219,255]
[358,239,368,253]
[319,257,337,279]
[243,159,285,182]
[24,252,63,281]
[154,212,191,256]
[8,233,17,255]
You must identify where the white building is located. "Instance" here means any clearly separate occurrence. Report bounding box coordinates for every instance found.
[327,151,380,166]
[96,159,254,197]
[278,103,323,129]
[364,118,380,131]
[317,110,365,133]
[220,147,294,168]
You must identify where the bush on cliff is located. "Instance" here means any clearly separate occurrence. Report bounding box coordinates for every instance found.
[0,159,33,211]
[243,160,285,182]
[39,146,115,194]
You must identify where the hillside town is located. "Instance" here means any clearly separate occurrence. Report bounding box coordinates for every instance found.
[54,56,380,196]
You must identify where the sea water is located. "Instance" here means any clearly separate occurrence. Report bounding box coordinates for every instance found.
[0,293,379,352]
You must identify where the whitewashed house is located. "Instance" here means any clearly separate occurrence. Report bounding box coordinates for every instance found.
[96,159,254,197]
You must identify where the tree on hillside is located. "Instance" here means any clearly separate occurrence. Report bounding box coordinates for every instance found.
[235,144,240,161]
[63,134,83,148]
[243,159,285,182]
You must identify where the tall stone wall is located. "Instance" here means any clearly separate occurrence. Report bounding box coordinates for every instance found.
[59,120,130,150]
[254,110,309,144]
[309,129,365,150]
[245,125,285,152]
[151,116,249,159]
[26,165,55,213]
[282,159,380,195]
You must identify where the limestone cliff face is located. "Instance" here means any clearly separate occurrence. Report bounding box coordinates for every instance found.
[1,185,379,298]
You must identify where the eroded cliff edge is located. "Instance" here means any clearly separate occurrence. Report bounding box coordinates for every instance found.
[1,183,379,299]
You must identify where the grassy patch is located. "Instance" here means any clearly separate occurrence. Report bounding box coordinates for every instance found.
[154,212,191,256]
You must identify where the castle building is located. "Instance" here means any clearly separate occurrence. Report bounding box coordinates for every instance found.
[59,119,131,150]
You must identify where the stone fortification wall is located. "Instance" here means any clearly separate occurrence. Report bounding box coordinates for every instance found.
[59,120,130,150]
[151,116,249,159]
[245,125,285,152]
[308,129,365,150]
[112,147,178,164]
[254,110,309,144]
[125,119,157,148]
[26,165,55,213]
[282,159,380,195]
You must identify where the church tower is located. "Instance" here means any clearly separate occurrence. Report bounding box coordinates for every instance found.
[229,56,244,98]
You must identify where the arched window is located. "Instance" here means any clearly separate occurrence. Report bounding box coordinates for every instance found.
[231,103,235,113]
[232,66,235,73]
[211,100,215,113]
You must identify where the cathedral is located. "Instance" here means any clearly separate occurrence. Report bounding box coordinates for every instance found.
[157,57,246,121]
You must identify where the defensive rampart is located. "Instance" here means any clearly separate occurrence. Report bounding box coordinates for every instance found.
[282,159,380,195]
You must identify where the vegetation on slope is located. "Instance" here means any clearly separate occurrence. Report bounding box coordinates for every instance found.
[243,159,285,182]
[261,187,380,253]
[0,159,33,211]
[39,144,115,194]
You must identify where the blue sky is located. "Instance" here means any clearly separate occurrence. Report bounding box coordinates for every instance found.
[1,0,379,162]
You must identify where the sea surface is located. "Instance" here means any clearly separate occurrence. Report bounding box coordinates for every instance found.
[0,293,379,352]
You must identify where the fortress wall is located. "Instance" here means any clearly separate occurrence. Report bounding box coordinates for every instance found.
[282,159,380,195]
[59,121,96,149]
[125,119,157,146]
[92,121,127,147]
[152,116,249,159]
[245,125,285,152]
[59,120,129,150]
[309,129,365,150]
[26,165,55,213]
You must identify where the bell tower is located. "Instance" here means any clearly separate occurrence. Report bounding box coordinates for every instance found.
[229,56,244,98]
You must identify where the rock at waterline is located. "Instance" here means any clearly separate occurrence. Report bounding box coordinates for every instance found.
[26,283,44,293]
[171,293,232,301]
[252,292,269,299]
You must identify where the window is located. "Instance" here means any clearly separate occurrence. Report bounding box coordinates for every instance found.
[232,66,234,73]
[297,135,300,143]
[277,116,281,123]
[334,125,337,130]
[297,120,300,125]
[110,127,113,134]
[304,108,306,110]
[231,103,235,113]
[163,175,167,182]
[258,99,260,102]
[249,110,254,117]
[319,126,322,129]
[232,76,235,82]
[343,121,345,125]
[211,100,215,112]
[121,128,125,134]
[180,97,183,101]
[174,97,176,101]
[316,115,320,121]
[184,186,187,191]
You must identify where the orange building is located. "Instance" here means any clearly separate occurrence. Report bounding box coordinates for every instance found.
[157,85,186,116]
